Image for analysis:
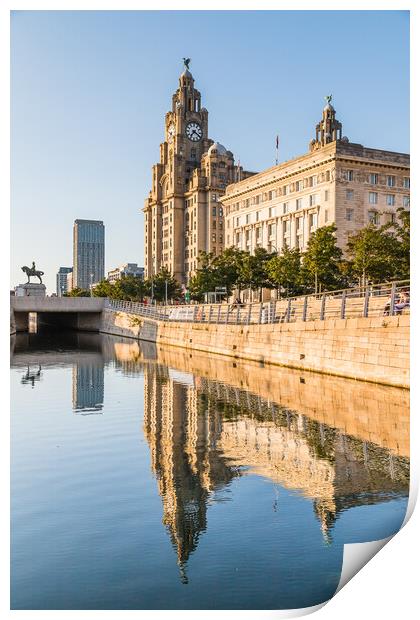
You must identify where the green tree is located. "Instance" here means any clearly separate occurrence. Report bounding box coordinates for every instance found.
[114,275,149,301]
[265,245,303,297]
[189,248,247,300]
[239,247,273,300]
[302,224,345,293]
[212,247,247,295]
[347,223,403,285]
[388,207,410,280]
[91,279,113,298]
[148,267,181,303]
[65,287,91,297]
[188,252,217,300]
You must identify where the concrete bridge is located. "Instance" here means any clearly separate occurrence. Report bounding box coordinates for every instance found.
[10,297,106,333]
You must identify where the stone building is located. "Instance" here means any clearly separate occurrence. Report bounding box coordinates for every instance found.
[107,263,144,283]
[222,99,410,256]
[143,63,254,284]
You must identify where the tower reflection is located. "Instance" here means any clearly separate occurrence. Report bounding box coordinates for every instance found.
[143,360,409,573]
[72,361,104,414]
[143,364,238,581]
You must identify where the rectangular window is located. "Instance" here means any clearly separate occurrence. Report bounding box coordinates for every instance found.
[324,209,329,223]
[346,208,354,221]
[212,193,217,201]
[283,202,288,214]
[403,177,410,189]
[296,180,303,191]
[256,211,260,222]
[246,214,250,224]
[212,206,217,216]
[403,196,410,208]
[219,234,223,243]
[346,189,354,200]
[296,198,302,210]
[309,194,318,207]
[256,228,261,239]
[311,175,317,187]
[369,173,378,185]
[219,206,223,217]
[368,211,379,224]
[324,190,329,201]
[344,170,354,181]
[386,194,395,206]
[369,192,378,204]
[235,217,239,227]
[310,213,318,228]
[387,175,395,187]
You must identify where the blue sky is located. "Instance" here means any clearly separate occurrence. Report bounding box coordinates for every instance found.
[11,10,410,293]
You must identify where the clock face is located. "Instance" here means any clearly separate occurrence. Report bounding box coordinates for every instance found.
[186,122,203,142]
[167,123,175,143]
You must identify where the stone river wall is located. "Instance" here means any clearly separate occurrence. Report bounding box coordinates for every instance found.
[100,308,409,388]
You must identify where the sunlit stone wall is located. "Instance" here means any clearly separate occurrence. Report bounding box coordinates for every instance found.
[100,310,409,388]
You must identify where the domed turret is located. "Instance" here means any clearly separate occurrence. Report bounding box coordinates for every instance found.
[181,68,192,79]
[208,142,227,156]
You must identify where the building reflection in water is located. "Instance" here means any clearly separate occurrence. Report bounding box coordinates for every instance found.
[143,364,239,582]
[142,360,409,577]
[10,334,410,580]
[72,362,104,414]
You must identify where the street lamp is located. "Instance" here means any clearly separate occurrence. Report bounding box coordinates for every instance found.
[269,243,281,300]
[165,279,168,306]
[90,273,94,297]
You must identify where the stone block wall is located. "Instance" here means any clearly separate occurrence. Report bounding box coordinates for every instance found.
[100,310,409,388]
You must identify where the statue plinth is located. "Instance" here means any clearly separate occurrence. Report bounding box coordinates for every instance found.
[15,283,46,298]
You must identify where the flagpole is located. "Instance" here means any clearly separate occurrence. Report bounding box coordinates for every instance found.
[275,135,279,166]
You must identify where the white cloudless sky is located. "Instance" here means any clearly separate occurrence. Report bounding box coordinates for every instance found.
[10,10,409,292]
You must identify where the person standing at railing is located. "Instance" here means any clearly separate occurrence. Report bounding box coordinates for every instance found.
[395,291,410,314]
[384,291,410,315]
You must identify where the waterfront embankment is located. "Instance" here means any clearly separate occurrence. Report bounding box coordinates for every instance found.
[100,308,409,388]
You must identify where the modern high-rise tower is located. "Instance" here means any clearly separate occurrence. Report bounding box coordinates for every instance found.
[56,266,73,296]
[73,219,105,290]
[143,61,254,284]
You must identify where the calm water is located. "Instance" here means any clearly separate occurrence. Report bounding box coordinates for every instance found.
[11,331,410,610]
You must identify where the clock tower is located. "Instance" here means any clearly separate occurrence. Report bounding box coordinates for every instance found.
[143,61,253,284]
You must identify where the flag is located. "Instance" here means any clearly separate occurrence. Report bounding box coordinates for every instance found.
[276,135,279,149]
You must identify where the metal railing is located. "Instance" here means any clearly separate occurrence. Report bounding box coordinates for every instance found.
[104,280,410,326]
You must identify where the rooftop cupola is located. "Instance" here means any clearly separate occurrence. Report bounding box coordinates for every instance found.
[309,95,343,152]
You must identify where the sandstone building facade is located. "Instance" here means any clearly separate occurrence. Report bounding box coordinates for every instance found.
[143,64,253,283]
[222,100,410,255]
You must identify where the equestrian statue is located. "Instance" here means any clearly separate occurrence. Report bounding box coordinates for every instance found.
[21,261,44,284]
